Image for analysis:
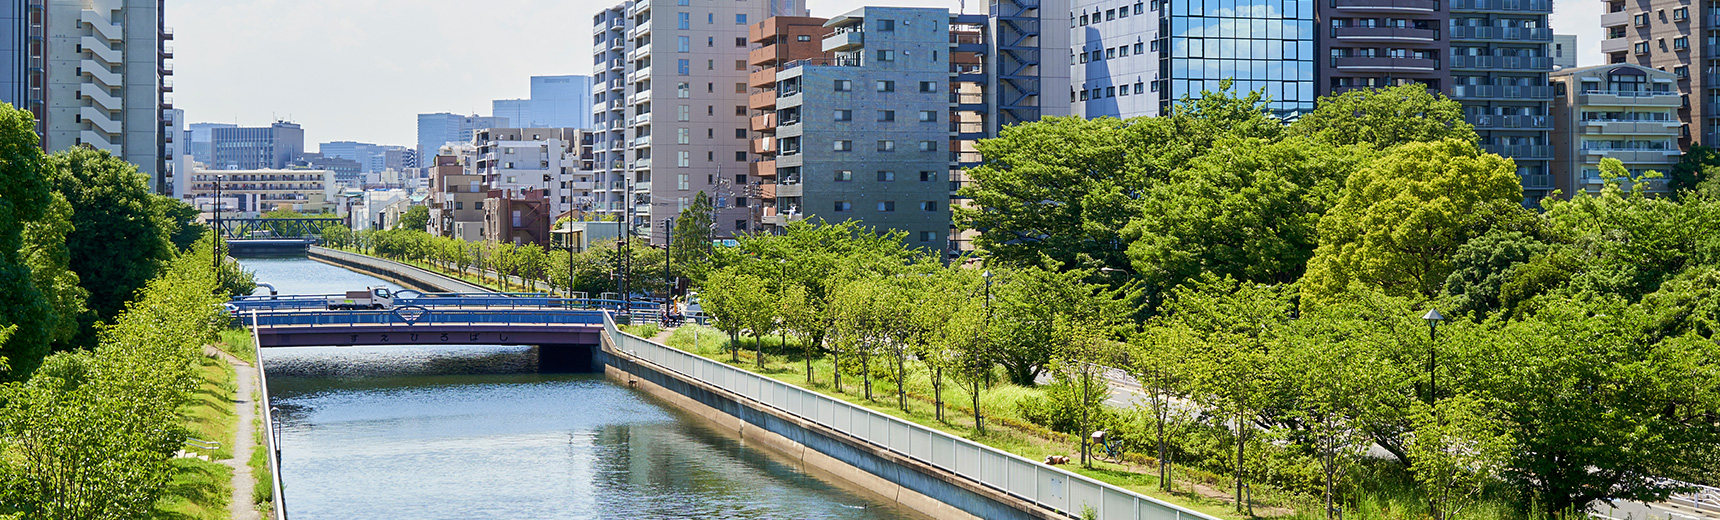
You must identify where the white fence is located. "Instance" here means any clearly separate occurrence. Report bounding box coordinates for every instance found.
[603,313,1219,520]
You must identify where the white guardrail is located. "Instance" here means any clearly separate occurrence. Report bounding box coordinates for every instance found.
[603,313,1220,520]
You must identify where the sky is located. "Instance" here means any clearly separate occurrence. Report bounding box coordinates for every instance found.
[169,0,1599,150]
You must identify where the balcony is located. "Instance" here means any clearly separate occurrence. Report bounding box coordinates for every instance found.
[629,23,651,39]
[609,78,624,91]
[1329,56,1440,71]
[628,2,649,16]
[1331,26,1440,42]
[1449,55,1552,71]
[1449,0,1551,12]
[749,68,779,89]
[629,66,651,83]
[1577,90,1682,107]
[749,44,782,67]
[750,160,776,177]
[1465,114,1552,130]
[628,45,650,61]
[1601,10,1631,27]
[1331,0,1439,11]
[750,113,777,132]
[749,89,778,110]
[824,31,863,52]
[1449,84,1554,100]
[1448,26,1552,42]
[1600,37,1629,54]
[632,158,652,170]
[1483,144,1553,159]
[610,38,625,52]
[631,135,652,148]
[1581,119,1681,135]
[774,183,802,198]
[628,89,651,104]
[750,138,774,154]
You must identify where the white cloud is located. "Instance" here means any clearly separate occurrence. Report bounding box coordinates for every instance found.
[169,0,1589,147]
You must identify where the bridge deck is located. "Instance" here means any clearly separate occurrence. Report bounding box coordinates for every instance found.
[244,308,609,348]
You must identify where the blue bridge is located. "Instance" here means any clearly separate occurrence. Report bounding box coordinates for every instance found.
[234,292,663,372]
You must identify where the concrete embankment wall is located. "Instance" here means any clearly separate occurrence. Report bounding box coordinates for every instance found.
[306,247,491,293]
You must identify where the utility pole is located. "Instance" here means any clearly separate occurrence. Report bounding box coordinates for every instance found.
[663,218,673,302]
[212,172,223,289]
[619,179,633,323]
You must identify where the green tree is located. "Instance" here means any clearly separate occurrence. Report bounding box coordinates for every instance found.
[46,148,176,348]
[1439,229,1551,318]
[155,197,207,252]
[0,105,53,379]
[20,194,88,347]
[1125,136,1366,302]
[1302,139,1523,302]
[1669,142,1720,194]
[671,191,716,279]
[1405,395,1512,520]
[988,264,1128,386]
[1127,324,1195,493]
[1291,84,1477,148]
[398,205,430,231]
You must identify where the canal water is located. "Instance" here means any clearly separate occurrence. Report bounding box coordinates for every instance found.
[245,257,922,519]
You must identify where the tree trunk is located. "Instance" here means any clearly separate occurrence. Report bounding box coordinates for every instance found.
[971,377,984,433]
[754,333,764,368]
[833,346,842,392]
[1157,406,1169,492]
[730,332,739,363]
[933,366,943,422]
[805,337,814,384]
[896,350,907,411]
[861,350,872,401]
[1236,414,1247,514]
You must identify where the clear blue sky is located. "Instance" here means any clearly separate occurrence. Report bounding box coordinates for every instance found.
[168,0,1598,149]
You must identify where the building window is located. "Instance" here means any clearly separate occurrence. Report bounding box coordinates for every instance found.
[735,60,746,70]
[1674,7,1688,20]
[678,105,690,121]
[920,201,938,212]
[835,79,852,91]
[1119,45,1128,57]
[1080,14,1088,25]
[920,110,937,122]
[834,201,852,212]
[920,171,937,182]
[677,82,690,98]
[1635,41,1650,54]
[678,151,690,167]
[1119,6,1129,17]
[678,173,690,190]
[677,59,690,75]
[677,12,690,29]
[876,19,895,31]
[1106,48,1116,59]
[918,140,937,152]
[877,170,895,181]
[735,197,748,208]
[876,50,895,62]
[1635,13,1649,25]
[877,140,895,152]
[1106,86,1116,97]
[877,201,896,212]
[1136,82,1145,94]
[678,36,691,52]
[735,105,746,115]
[878,110,895,121]
[1676,65,1689,77]
[735,82,746,93]
[1135,2,1144,14]
[736,37,747,47]
[919,81,937,92]
[735,151,746,161]
[835,109,852,121]
[1675,36,1689,50]
[677,128,689,144]
[735,219,748,230]
[876,80,895,92]
[835,140,853,152]
[919,231,938,242]
[835,170,853,181]
[797,35,812,42]
[734,128,747,138]
[1106,8,1116,20]
[1080,90,1089,101]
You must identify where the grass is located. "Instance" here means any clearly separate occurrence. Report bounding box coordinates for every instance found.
[249,393,273,514]
[620,323,662,339]
[153,353,238,519]
[216,328,255,363]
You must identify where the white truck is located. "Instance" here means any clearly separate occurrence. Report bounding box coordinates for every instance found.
[327,287,395,310]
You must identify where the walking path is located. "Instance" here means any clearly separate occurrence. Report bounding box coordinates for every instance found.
[205,346,261,520]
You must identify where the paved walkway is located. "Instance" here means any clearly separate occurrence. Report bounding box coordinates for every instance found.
[205,346,261,520]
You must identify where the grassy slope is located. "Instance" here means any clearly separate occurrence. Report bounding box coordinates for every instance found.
[152,354,236,519]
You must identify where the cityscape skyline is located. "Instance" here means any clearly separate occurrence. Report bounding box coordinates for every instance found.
[169,0,1601,148]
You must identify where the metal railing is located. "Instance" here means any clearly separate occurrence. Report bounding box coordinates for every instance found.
[602,313,1219,520]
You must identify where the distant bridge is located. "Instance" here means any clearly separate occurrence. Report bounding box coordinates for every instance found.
[215,217,342,240]
[234,292,665,372]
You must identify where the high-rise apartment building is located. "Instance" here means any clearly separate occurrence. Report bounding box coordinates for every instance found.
[752,8,985,254]
[0,0,170,191]
[1072,0,1315,119]
[211,121,303,170]
[591,0,805,244]
[1549,62,1680,197]
[746,15,828,233]
[468,127,599,218]
[1603,0,1708,147]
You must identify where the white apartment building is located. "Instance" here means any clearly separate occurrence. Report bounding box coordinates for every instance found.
[467,127,601,218]
[592,0,806,244]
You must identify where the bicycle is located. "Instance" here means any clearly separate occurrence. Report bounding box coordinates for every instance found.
[1090,430,1126,463]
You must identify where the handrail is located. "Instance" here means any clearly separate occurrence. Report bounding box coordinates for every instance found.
[251,311,288,520]
[601,312,1220,520]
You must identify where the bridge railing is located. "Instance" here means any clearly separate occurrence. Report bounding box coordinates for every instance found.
[227,296,665,313]
[242,309,608,327]
[602,312,1220,520]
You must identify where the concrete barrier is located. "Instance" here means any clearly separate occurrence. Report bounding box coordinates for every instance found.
[306,247,491,293]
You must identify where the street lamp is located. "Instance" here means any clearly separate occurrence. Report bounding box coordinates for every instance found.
[1422,308,1445,407]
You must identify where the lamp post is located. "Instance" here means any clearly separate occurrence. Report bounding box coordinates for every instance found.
[1422,308,1445,407]
[663,218,674,303]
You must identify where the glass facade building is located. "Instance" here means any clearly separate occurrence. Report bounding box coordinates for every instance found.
[1163,0,1316,115]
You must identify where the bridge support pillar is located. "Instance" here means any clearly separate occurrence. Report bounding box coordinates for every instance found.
[537,344,597,373]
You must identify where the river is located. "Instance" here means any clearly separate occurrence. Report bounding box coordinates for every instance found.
[243,257,922,519]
